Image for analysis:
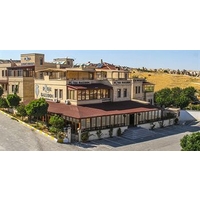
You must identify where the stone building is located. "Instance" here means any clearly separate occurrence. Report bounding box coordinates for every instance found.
[34,61,161,142]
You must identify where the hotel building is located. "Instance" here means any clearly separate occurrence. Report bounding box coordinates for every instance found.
[1,53,172,142]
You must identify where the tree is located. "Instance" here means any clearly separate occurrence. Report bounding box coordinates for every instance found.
[0,86,3,97]
[6,94,21,108]
[17,104,27,120]
[25,98,49,121]
[155,87,194,109]
[174,94,190,109]
[49,115,65,132]
[0,98,9,108]
[182,87,197,102]
[180,132,200,151]
[154,88,173,107]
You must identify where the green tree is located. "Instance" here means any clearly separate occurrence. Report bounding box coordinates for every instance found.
[25,98,49,121]
[49,115,65,132]
[0,86,3,97]
[0,98,9,108]
[180,132,200,151]
[182,87,197,102]
[17,104,27,120]
[154,88,173,107]
[6,94,21,108]
[174,94,190,109]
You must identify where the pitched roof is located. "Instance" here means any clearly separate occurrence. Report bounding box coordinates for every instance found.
[47,100,159,119]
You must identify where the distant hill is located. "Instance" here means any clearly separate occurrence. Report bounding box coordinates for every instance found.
[132,71,200,92]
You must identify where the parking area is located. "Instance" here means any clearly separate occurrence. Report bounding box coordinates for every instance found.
[73,121,200,151]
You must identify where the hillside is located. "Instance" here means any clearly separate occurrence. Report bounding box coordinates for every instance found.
[132,71,200,92]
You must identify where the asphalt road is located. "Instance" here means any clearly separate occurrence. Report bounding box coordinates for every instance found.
[1,111,199,151]
[0,111,82,151]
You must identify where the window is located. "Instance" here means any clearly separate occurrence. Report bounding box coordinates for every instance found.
[55,89,58,98]
[67,61,70,65]
[123,88,127,97]
[91,118,96,129]
[12,85,15,93]
[86,118,90,128]
[138,86,141,93]
[17,70,23,77]
[102,116,106,127]
[93,90,97,99]
[2,70,4,77]
[89,90,94,99]
[81,90,86,100]
[78,90,82,100]
[86,90,89,100]
[135,86,140,94]
[97,89,101,99]
[40,58,44,65]
[59,89,63,99]
[11,85,18,93]
[117,89,121,98]
[15,85,19,93]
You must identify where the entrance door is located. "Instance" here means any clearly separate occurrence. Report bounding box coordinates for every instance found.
[129,114,135,126]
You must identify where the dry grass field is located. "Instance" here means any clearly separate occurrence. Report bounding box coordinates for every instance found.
[132,71,200,92]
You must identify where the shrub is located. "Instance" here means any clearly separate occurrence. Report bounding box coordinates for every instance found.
[0,98,9,108]
[57,139,63,143]
[49,126,60,134]
[96,129,102,140]
[81,131,90,142]
[180,132,200,151]
[49,115,65,131]
[117,128,122,136]
[109,127,113,138]
[174,118,179,125]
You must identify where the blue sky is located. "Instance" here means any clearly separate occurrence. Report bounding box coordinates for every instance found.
[0,50,199,70]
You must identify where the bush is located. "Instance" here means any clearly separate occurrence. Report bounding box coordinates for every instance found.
[0,98,9,108]
[96,129,102,139]
[174,118,179,125]
[49,115,64,131]
[81,131,90,142]
[49,126,60,134]
[117,128,122,136]
[109,127,113,138]
[180,132,200,151]
[57,139,63,143]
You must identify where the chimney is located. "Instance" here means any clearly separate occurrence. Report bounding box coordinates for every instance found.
[101,59,103,64]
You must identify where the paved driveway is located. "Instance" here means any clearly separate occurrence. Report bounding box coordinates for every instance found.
[74,122,200,151]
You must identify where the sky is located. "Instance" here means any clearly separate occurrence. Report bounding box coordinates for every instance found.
[0,50,200,70]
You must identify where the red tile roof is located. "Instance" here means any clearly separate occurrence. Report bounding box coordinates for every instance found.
[47,100,159,119]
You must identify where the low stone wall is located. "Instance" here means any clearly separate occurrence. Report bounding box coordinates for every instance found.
[137,119,175,130]
[81,126,128,141]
